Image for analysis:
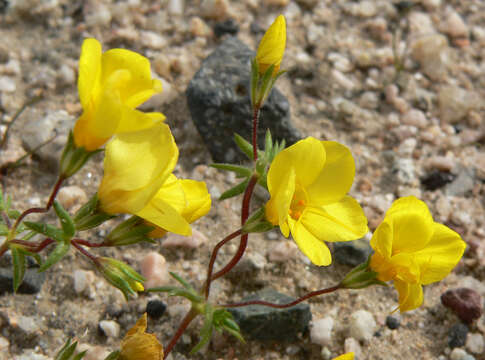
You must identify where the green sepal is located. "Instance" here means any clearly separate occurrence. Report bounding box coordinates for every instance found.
[104,216,155,246]
[340,256,388,289]
[60,131,102,178]
[38,239,70,272]
[53,201,75,239]
[219,178,249,201]
[55,338,86,360]
[97,257,145,300]
[190,306,214,355]
[210,163,252,178]
[242,207,274,234]
[24,221,64,243]
[73,194,115,231]
[234,133,254,160]
[213,308,245,343]
[11,246,26,292]
[103,351,120,360]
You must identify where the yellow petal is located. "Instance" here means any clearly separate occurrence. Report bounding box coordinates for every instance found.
[394,279,423,312]
[256,15,286,74]
[120,313,163,360]
[78,38,102,109]
[289,217,332,266]
[179,179,212,223]
[115,109,165,134]
[333,353,354,360]
[385,196,434,254]
[369,220,393,259]
[414,223,466,285]
[306,141,356,205]
[101,48,160,107]
[266,167,296,230]
[98,123,178,214]
[267,137,325,195]
[299,196,368,243]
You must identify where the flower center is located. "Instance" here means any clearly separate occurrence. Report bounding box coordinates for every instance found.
[289,185,307,220]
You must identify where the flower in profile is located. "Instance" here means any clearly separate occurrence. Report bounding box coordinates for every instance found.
[369,196,466,312]
[142,176,212,238]
[265,137,368,266]
[74,38,164,151]
[120,313,163,360]
[256,15,286,75]
[333,353,354,360]
[97,257,145,299]
[98,123,178,216]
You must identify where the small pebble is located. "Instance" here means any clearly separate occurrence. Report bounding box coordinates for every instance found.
[161,229,208,249]
[350,310,376,341]
[448,323,469,349]
[310,317,334,346]
[17,316,40,335]
[146,299,167,319]
[441,288,482,324]
[466,333,484,354]
[73,269,96,297]
[140,252,170,288]
[200,0,229,20]
[99,320,120,338]
[268,240,298,262]
[450,348,475,360]
[441,8,468,39]
[168,0,184,15]
[56,186,87,211]
[344,337,362,358]
[0,76,16,92]
[77,344,111,360]
[401,109,428,128]
[385,315,400,330]
[214,19,239,38]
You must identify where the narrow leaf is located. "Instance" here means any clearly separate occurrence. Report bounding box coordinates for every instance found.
[234,133,254,160]
[103,351,120,360]
[190,308,214,354]
[24,221,64,242]
[210,163,252,178]
[38,240,70,272]
[169,272,195,290]
[11,247,26,292]
[219,179,249,201]
[54,201,75,239]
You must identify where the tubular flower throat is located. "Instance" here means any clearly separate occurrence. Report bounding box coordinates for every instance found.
[256,15,286,75]
[74,38,164,151]
[369,196,466,312]
[265,137,368,266]
[120,313,163,360]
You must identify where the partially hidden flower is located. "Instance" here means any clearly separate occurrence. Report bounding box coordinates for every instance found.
[265,137,368,266]
[97,257,145,299]
[333,353,354,360]
[98,123,210,237]
[256,15,286,75]
[120,313,163,360]
[74,38,164,151]
[142,176,212,238]
[369,196,466,312]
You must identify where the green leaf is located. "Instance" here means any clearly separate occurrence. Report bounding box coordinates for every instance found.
[210,163,252,178]
[234,133,254,160]
[73,352,87,360]
[169,272,195,291]
[73,194,98,222]
[146,286,203,303]
[7,209,20,219]
[103,351,120,360]
[24,221,64,242]
[11,246,26,292]
[55,338,86,360]
[0,224,8,236]
[53,201,75,239]
[190,307,214,354]
[38,240,70,272]
[219,178,249,201]
[264,130,273,155]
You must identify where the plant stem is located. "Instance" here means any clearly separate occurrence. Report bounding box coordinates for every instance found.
[72,238,104,248]
[11,176,65,233]
[204,228,242,299]
[221,285,341,309]
[10,238,55,252]
[252,106,261,161]
[210,174,258,283]
[72,240,98,262]
[163,308,198,359]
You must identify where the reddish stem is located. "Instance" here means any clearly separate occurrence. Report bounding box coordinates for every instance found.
[72,238,104,248]
[10,238,55,252]
[210,174,258,283]
[72,240,98,262]
[252,106,261,161]
[12,176,64,232]
[163,308,197,359]
[204,228,242,299]
[221,285,341,309]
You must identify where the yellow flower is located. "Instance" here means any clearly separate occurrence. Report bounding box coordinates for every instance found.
[265,137,368,266]
[333,353,354,360]
[98,123,178,216]
[74,38,164,151]
[141,175,212,238]
[120,313,163,360]
[369,196,466,312]
[256,15,286,75]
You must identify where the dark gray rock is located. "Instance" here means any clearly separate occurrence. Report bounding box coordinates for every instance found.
[385,315,400,330]
[448,323,469,349]
[228,288,311,341]
[333,238,372,267]
[186,37,300,163]
[0,251,46,295]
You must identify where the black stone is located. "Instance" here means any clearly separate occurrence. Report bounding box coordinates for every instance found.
[146,299,167,319]
[333,238,372,267]
[214,19,239,37]
[420,170,456,191]
[186,37,301,163]
[228,288,311,341]
[0,252,45,295]
[0,0,7,15]
[448,323,469,349]
[385,315,400,330]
